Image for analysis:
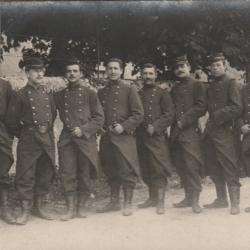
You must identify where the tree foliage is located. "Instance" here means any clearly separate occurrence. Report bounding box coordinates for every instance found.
[2,1,250,77]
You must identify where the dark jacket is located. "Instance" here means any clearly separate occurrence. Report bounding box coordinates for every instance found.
[137,84,174,176]
[6,82,57,178]
[205,74,242,175]
[98,79,144,176]
[170,77,207,170]
[0,79,14,161]
[55,82,104,175]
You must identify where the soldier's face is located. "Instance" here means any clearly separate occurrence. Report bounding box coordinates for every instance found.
[65,65,83,83]
[106,62,123,81]
[26,68,45,85]
[142,67,157,85]
[174,63,191,79]
[210,60,226,78]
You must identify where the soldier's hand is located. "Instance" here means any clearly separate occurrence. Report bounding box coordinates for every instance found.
[147,124,155,136]
[112,123,124,135]
[241,124,250,135]
[72,127,83,137]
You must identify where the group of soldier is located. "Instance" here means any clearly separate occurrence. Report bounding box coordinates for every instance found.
[0,52,249,226]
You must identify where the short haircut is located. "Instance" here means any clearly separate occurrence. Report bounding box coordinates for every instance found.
[141,63,157,73]
[106,58,124,69]
[64,58,83,72]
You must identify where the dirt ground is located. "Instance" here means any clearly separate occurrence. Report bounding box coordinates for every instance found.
[1,178,250,250]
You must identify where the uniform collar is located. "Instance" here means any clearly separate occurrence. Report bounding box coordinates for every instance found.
[108,79,120,86]
[213,73,227,82]
[67,79,82,89]
[27,80,43,90]
[143,81,158,89]
[176,76,191,84]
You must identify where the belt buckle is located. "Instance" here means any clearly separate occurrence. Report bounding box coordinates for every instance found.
[38,125,48,134]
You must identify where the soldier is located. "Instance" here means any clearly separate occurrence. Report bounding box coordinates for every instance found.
[0,79,16,224]
[170,55,206,213]
[204,53,242,215]
[7,57,56,225]
[97,58,144,216]
[55,58,104,220]
[136,63,174,214]
[239,79,250,213]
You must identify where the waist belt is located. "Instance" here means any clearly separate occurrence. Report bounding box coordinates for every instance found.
[23,124,52,134]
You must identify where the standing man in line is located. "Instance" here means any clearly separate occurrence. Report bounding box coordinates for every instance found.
[7,57,57,225]
[0,78,16,224]
[170,55,206,213]
[136,63,174,214]
[55,58,104,221]
[239,75,250,213]
[97,58,144,216]
[204,53,242,215]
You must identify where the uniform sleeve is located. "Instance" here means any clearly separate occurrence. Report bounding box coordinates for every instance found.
[213,79,242,126]
[152,90,175,135]
[237,85,246,129]
[80,90,104,138]
[5,90,23,138]
[121,85,144,134]
[179,82,206,129]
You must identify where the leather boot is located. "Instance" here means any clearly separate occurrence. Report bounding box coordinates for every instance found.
[0,188,16,224]
[191,191,202,214]
[138,186,157,209]
[33,195,54,220]
[173,186,192,208]
[156,188,165,215]
[123,186,134,216]
[60,194,76,221]
[96,184,121,213]
[77,193,89,218]
[204,183,228,209]
[16,200,31,225]
[228,186,240,215]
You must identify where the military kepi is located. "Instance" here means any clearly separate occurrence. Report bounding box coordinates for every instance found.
[24,57,45,70]
[173,54,189,66]
[208,52,225,63]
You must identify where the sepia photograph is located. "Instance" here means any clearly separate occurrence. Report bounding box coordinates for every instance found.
[1,1,250,249]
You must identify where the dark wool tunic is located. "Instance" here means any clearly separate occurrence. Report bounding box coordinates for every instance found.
[204,74,242,186]
[238,84,250,176]
[6,82,57,179]
[0,79,13,161]
[55,82,104,177]
[98,79,144,178]
[136,84,175,184]
[170,77,206,171]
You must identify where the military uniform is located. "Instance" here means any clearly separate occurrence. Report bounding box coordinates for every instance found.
[170,77,206,209]
[97,79,144,214]
[0,79,16,224]
[55,81,104,218]
[239,84,250,176]
[204,73,242,213]
[7,82,57,202]
[136,84,174,211]
[0,79,14,189]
